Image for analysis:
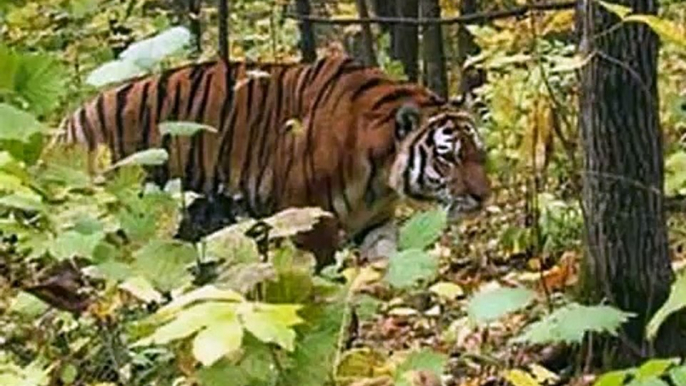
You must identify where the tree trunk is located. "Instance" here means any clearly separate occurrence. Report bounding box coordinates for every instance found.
[218,0,229,62]
[420,0,447,98]
[370,0,395,37]
[355,0,377,66]
[393,0,419,82]
[577,0,686,359]
[456,0,482,95]
[296,0,317,63]
[188,0,202,57]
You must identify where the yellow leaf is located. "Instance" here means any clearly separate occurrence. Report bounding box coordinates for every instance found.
[429,282,464,300]
[528,364,559,384]
[624,14,686,49]
[597,1,632,19]
[388,307,419,316]
[192,317,244,366]
[504,369,541,386]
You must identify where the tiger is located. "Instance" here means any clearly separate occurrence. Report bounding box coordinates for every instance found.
[55,54,491,269]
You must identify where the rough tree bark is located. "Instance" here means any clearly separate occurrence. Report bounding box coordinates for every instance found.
[393,0,419,82]
[577,0,686,360]
[355,0,378,66]
[296,0,317,63]
[420,0,448,98]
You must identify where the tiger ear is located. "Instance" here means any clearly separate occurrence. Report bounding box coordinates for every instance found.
[395,103,420,141]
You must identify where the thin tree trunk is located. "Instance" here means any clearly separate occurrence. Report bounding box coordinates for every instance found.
[188,0,202,56]
[370,0,395,37]
[393,0,419,82]
[420,0,447,98]
[296,0,317,63]
[355,0,377,66]
[457,0,482,95]
[577,0,686,360]
[218,0,229,62]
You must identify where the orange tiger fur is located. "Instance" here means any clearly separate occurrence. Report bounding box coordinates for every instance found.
[57,55,491,267]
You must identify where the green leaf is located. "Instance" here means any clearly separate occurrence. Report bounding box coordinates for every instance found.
[514,303,634,345]
[624,15,686,49]
[159,121,218,137]
[0,191,44,212]
[665,151,686,195]
[204,223,260,265]
[153,285,244,321]
[139,302,235,346]
[108,148,168,170]
[119,276,163,303]
[237,303,303,351]
[8,291,49,317]
[132,239,197,292]
[282,303,345,386]
[646,271,686,340]
[669,365,686,386]
[86,60,147,87]
[120,26,191,68]
[635,359,680,380]
[384,248,438,288]
[626,377,671,386]
[193,316,244,366]
[60,363,78,385]
[197,337,277,386]
[395,349,448,386]
[14,52,66,115]
[0,103,46,143]
[49,230,105,260]
[593,370,629,386]
[398,208,447,250]
[467,285,536,324]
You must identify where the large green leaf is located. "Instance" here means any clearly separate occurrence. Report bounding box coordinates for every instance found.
[0,103,46,143]
[384,248,438,288]
[132,239,197,292]
[646,271,686,340]
[48,230,105,260]
[398,208,447,250]
[13,52,66,115]
[196,337,277,386]
[514,303,634,345]
[467,285,536,324]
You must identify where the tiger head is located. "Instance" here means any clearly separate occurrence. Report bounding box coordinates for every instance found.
[389,100,491,221]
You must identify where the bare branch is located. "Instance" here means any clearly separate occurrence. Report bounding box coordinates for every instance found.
[284,1,576,26]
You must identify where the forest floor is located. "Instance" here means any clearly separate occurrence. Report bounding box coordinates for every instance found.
[353,190,686,386]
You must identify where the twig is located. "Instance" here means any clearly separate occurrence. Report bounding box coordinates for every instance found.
[284,1,576,26]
